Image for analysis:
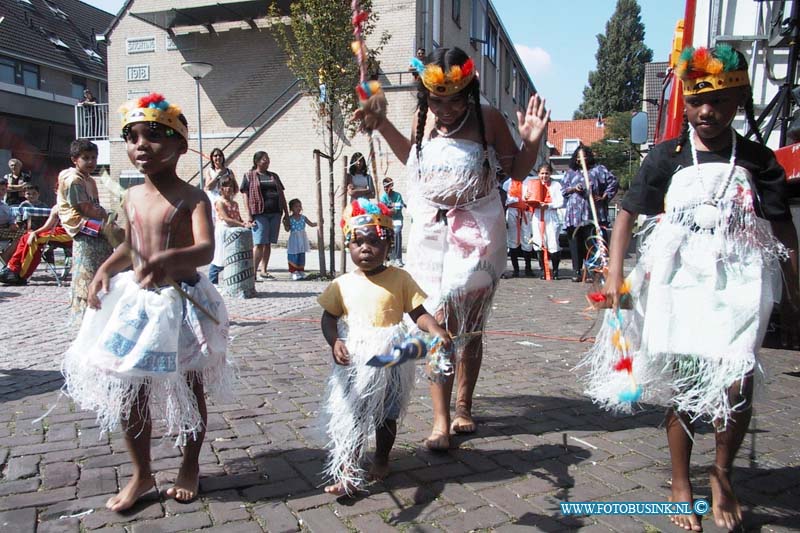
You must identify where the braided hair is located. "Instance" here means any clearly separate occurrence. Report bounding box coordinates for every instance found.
[414,47,488,173]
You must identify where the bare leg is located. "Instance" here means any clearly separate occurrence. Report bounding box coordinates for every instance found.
[710,376,753,531]
[426,374,453,450]
[253,245,264,276]
[666,408,702,532]
[369,419,396,480]
[166,375,206,502]
[452,335,482,434]
[106,386,155,512]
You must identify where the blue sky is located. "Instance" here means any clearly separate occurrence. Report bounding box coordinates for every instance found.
[85,0,686,120]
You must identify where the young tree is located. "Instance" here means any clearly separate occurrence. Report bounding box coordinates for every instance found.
[589,111,640,190]
[575,0,653,119]
[269,0,389,275]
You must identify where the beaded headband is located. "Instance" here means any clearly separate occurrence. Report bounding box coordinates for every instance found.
[676,45,750,95]
[119,93,188,140]
[420,58,476,97]
[341,199,394,244]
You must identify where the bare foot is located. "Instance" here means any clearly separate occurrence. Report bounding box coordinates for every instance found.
[165,462,199,503]
[368,460,390,481]
[105,475,155,512]
[324,481,357,497]
[424,429,450,451]
[451,407,476,434]
[710,465,742,531]
[669,483,703,531]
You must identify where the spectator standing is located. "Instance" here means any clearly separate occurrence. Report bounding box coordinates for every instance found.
[379,177,406,266]
[78,89,98,136]
[204,148,235,220]
[241,151,289,279]
[347,152,375,202]
[561,145,617,282]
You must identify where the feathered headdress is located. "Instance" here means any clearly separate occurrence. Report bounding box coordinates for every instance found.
[675,44,749,95]
[420,57,476,97]
[119,93,188,140]
[340,198,394,244]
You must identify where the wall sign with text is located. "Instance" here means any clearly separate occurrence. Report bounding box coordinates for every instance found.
[126,65,150,82]
[127,37,156,54]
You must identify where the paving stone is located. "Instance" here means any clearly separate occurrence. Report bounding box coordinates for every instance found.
[4,454,40,480]
[37,517,80,533]
[0,486,75,511]
[42,461,80,489]
[208,498,251,524]
[350,514,398,532]
[0,477,40,496]
[252,500,300,532]
[78,467,117,498]
[298,506,348,533]
[130,510,212,532]
[437,505,509,532]
[0,508,37,533]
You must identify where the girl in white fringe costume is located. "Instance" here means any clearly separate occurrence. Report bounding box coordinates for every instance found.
[581,46,799,532]
[355,47,549,451]
[62,93,232,512]
[318,199,451,496]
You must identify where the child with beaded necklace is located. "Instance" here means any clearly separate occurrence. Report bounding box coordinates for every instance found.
[582,45,799,531]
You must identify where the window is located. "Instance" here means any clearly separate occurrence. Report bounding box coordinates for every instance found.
[0,56,40,88]
[452,0,461,27]
[563,139,581,156]
[484,19,497,64]
[22,63,38,88]
[45,1,68,19]
[432,0,441,49]
[0,57,14,85]
[511,65,517,101]
[503,48,511,92]
[16,0,33,7]
[470,0,486,46]
[84,48,103,63]
[42,28,69,50]
[71,76,86,99]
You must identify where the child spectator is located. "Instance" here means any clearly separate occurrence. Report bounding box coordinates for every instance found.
[379,178,406,266]
[582,46,799,531]
[285,198,317,280]
[56,139,115,325]
[18,184,49,230]
[209,177,249,284]
[0,179,17,228]
[62,93,232,512]
[318,199,450,496]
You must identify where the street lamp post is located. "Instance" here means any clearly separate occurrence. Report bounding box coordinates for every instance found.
[181,61,213,189]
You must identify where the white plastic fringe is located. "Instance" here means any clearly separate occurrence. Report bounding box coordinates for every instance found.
[579,162,784,431]
[61,272,233,446]
[321,319,415,494]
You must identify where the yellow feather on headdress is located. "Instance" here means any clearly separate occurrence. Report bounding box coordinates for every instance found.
[706,58,723,75]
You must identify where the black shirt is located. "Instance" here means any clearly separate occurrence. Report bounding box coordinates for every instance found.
[623,135,791,221]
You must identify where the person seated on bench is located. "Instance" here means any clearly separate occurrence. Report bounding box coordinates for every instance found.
[0,205,70,286]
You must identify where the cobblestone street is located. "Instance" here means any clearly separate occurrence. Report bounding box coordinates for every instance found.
[0,259,798,532]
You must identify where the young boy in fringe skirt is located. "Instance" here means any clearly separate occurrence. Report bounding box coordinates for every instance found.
[318,199,451,496]
[62,93,232,512]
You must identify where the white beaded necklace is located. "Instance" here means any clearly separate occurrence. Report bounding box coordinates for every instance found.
[688,126,737,229]
[435,109,470,138]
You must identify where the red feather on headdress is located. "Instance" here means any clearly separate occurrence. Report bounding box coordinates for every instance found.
[138,93,165,108]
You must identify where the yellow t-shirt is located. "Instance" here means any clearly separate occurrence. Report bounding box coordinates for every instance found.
[317,266,427,327]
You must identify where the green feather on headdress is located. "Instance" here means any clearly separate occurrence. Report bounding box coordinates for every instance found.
[713,44,741,71]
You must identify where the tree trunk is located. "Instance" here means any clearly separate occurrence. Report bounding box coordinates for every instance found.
[328,111,336,277]
[314,150,326,276]
[340,155,349,273]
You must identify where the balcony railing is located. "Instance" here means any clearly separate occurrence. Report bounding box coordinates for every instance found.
[74,103,110,140]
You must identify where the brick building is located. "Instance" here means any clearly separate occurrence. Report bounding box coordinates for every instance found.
[103,0,543,251]
[0,0,112,203]
[545,118,607,173]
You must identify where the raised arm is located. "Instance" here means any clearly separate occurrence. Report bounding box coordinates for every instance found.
[493,95,550,181]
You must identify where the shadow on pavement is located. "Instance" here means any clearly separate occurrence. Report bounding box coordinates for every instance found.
[0,368,63,402]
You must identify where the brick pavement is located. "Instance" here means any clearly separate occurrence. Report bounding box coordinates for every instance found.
[0,260,799,532]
